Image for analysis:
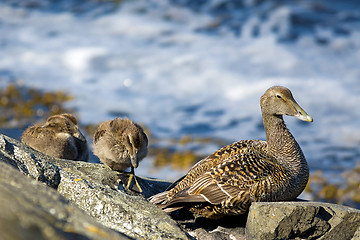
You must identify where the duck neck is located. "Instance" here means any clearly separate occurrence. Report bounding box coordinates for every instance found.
[262,113,309,199]
[262,114,307,171]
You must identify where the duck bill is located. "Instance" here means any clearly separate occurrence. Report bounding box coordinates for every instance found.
[73,127,87,142]
[130,153,138,168]
[294,104,313,122]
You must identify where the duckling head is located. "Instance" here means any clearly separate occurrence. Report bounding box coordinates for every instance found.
[123,127,148,169]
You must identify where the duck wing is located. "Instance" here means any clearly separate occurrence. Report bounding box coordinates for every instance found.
[163,150,282,208]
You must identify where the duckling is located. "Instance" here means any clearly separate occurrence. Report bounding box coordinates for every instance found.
[149,86,313,219]
[93,118,148,192]
[22,113,89,161]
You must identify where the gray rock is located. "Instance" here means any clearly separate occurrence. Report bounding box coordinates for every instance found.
[246,201,360,240]
[0,161,129,240]
[0,133,189,240]
[53,159,187,239]
[0,134,60,188]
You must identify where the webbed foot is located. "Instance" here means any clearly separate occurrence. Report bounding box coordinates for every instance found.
[118,167,142,193]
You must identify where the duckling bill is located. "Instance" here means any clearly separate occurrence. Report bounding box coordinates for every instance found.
[149,86,313,219]
[93,118,148,192]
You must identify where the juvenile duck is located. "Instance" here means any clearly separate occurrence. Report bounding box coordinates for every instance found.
[93,118,148,192]
[22,113,89,161]
[149,86,313,219]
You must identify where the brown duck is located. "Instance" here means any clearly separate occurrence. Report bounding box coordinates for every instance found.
[93,118,148,192]
[21,113,89,161]
[149,86,313,219]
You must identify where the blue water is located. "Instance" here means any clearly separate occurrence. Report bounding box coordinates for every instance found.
[0,0,359,183]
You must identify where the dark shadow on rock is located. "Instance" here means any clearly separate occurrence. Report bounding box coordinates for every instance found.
[194,213,248,229]
[165,207,248,240]
[317,206,333,221]
[124,175,172,199]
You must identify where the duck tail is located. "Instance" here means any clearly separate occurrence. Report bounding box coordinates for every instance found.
[148,191,169,206]
[149,191,186,212]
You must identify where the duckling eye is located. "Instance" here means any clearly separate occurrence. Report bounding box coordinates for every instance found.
[276,95,282,99]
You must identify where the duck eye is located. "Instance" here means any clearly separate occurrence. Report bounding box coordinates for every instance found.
[276,95,282,99]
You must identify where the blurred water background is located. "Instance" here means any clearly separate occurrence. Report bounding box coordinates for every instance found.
[0,0,359,207]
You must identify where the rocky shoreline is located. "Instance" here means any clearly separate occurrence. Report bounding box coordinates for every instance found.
[0,133,359,240]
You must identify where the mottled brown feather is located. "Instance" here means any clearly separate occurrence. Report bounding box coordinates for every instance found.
[21,113,89,161]
[93,129,106,144]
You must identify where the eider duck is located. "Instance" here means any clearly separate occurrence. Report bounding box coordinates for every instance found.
[22,113,89,161]
[149,86,313,219]
[93,118,148,192]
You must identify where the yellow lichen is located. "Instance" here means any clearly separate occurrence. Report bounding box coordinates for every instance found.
[85,225,109,237]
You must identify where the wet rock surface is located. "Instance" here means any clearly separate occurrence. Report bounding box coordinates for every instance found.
[1,133,359,240]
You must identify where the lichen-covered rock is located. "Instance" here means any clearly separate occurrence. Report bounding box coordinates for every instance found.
[0,134,60,188]
[53,159,188,239]
[0,133,189,240]
[246,201,360,240]
[0,161,129,240]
